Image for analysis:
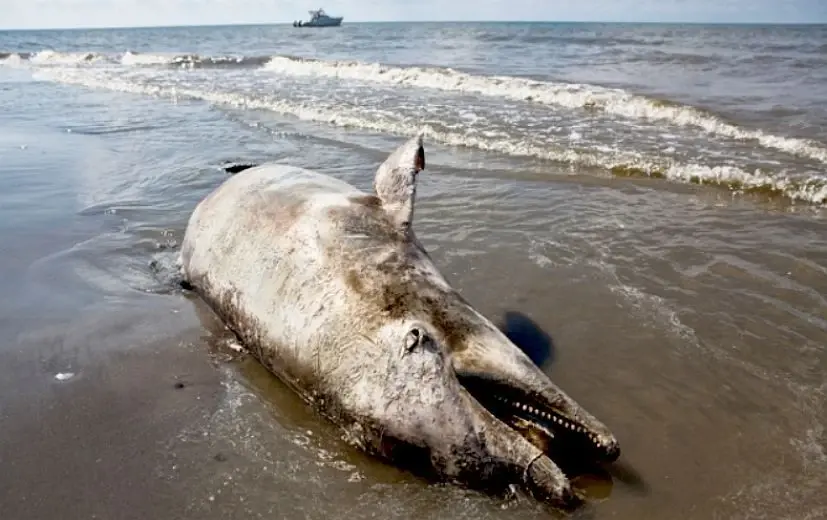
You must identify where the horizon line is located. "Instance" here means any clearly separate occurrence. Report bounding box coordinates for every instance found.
[2,19,826,32]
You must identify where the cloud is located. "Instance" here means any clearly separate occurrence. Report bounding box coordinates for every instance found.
[2,0,825,29]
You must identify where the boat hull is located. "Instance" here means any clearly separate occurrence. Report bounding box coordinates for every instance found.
[294,17,343,27]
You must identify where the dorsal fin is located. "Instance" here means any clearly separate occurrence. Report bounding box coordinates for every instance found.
[373,134,426,232]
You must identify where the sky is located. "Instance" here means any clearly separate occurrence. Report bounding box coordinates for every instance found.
[2,0,826,30]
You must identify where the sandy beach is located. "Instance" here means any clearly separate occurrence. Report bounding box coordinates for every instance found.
[1,22,826,520]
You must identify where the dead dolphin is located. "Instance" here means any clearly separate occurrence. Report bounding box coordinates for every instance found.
[179,135,620,508]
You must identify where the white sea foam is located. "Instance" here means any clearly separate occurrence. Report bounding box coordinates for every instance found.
[0,53,23,66]
[29,50,105,65]
[6,50,827,166]
[1,50,247,70]
[662,163,827,203]
[120,51,176,66]
[119,52,224,68]
[262,56,827,165]
[31,68,827,205]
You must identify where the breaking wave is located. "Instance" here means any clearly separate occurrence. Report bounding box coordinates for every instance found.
[29,67,827,206]
[0,50,270,69]
[4,49,827,167]
[119,51,272,69]
[259,56,827,165]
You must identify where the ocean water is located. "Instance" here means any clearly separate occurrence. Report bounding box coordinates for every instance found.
[1,22,826,520]
[3,22,827,203]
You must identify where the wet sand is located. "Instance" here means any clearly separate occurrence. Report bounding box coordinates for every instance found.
[0,306,223,520]
[1,73,826,520]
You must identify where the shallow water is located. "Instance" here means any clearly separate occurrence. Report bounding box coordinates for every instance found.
[1,22,826,520]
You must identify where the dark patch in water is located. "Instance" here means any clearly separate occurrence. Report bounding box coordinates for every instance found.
[497,311,555,369]
[213,452,228,462]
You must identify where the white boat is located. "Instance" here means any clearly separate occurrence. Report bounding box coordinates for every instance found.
[293,8,343,27]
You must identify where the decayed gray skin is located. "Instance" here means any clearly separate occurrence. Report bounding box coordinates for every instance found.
[180,135,620,509]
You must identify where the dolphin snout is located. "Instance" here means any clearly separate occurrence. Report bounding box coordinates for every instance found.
[525,454,582,509]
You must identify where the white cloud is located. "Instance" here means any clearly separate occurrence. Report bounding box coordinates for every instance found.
[2,0,825,29]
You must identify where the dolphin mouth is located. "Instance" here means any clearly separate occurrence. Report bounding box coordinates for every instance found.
[458,375,620,468]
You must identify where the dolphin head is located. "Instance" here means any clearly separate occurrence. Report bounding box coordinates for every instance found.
[341,315,581,509]
[326,134,619,509]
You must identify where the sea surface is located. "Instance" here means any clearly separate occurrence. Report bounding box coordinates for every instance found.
[1,22,826,520]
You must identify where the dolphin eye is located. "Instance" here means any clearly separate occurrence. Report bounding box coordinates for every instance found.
[404,326,430,353]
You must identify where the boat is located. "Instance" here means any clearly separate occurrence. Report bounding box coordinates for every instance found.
[293,8,343,27]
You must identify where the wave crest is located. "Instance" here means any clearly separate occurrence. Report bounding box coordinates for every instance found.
[5,48,827,168]
[261,55,827,165]
[33,67,827,206]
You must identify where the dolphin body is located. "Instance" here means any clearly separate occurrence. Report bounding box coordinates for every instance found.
[179,136,620,508]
